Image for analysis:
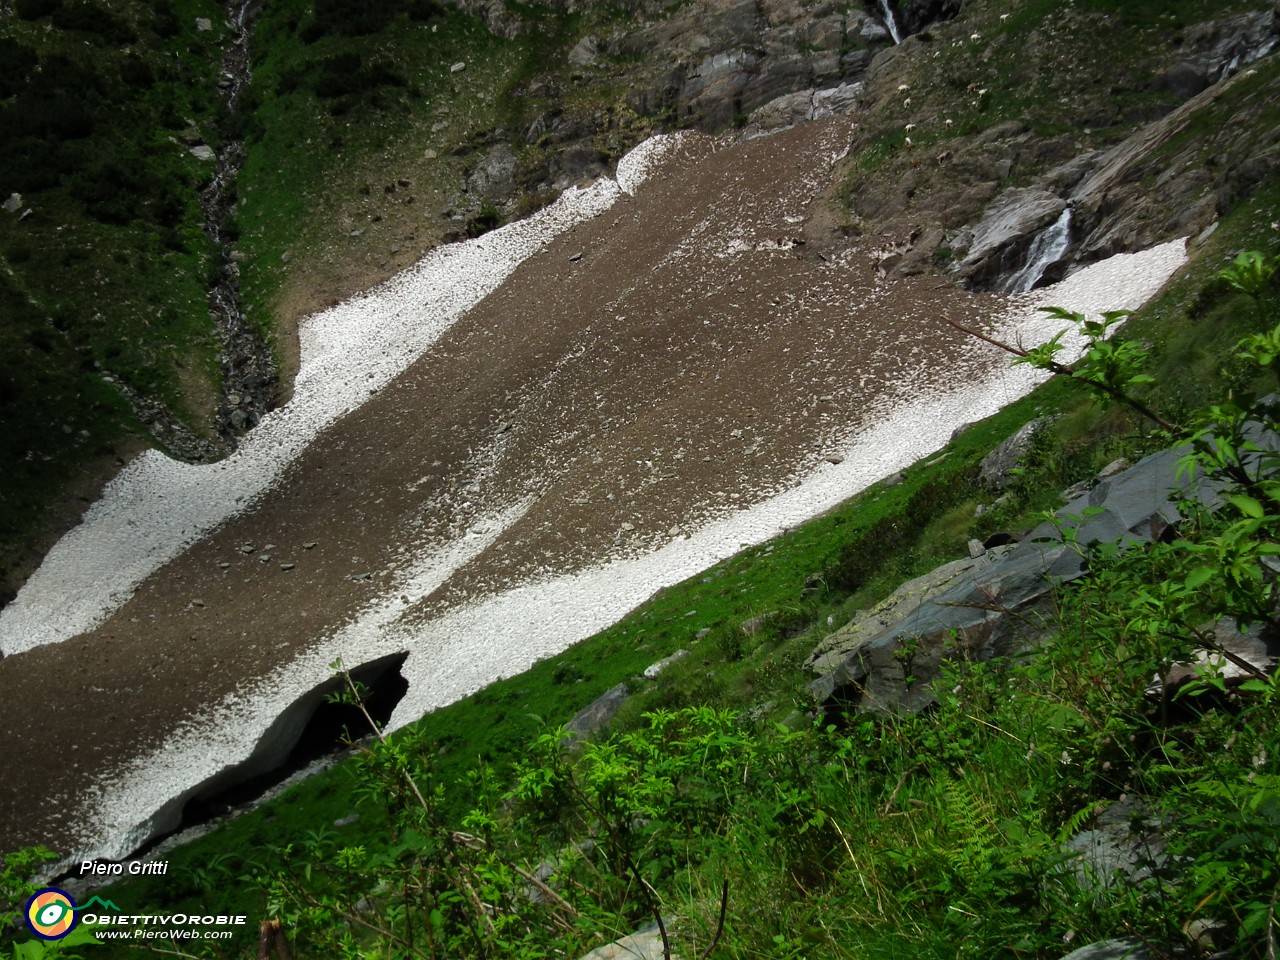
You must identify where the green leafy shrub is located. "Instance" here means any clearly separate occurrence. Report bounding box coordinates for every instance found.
[50,1,137,45]
[13,0,62,20]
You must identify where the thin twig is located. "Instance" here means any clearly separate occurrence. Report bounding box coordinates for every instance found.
[883,762,923,814]
[830,817,878,912]
[1185,625,1271,683]
[618,843,672,960]
[450,830,582,920]
[508,862,582,920]
[455,867,498,939]
[695,879,730,960]
[1267,884,1277,960]
[964,713,1025,745]
[343,670,434,816]
[291,884,434,960]
[936,597,1040,630]
[941,313,1030,358]
[942,313,1180,433]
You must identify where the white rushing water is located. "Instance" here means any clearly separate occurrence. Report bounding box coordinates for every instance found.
[1001,207,1073,294]
[879,0,904,44]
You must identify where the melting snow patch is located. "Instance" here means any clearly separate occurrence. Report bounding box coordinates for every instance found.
[0,135,687,657]
[23,158,1188,866]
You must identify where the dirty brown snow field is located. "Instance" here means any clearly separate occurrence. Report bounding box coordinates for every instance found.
[0,117,1187,865]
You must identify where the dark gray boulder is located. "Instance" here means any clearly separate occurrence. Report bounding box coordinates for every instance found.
[565,683,629,739]
[1062,797,1169,896]
[977,417,1049,491]
[1058,939,1155,960]
[809,437,1272,715]
[466,143,519,200]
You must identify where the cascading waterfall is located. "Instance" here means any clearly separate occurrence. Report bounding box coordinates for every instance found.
[1000,207,1073,294]
[879,0,904,44]
[203,0,277,445]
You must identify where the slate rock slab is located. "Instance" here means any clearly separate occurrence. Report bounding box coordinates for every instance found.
[809,432,1278,714]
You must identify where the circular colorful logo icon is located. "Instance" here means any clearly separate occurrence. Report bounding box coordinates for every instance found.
[25,888,77,940]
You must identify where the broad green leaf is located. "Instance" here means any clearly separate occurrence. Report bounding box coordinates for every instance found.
[1225,494,1265,519]
[1184,566,1216,589]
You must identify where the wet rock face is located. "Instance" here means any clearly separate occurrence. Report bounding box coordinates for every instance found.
[205,0,279,447]
[895,0,964,37]
[952,188,1067,288]
[1173,9,1280,91]
[618,0,889,131]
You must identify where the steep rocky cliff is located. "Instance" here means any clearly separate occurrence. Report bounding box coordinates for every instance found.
[4,0,1279,602]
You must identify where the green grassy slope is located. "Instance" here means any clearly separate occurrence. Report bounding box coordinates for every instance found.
[67,173,1280,956]
[0,0,230,595]
[5,0,1280,954]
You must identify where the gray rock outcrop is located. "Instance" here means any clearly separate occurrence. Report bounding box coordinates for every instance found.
[747,82,863,132]
[617,0,887,131]
[953,188,1067,287]
[808,441,1247,714]
[565,683,630,739]
[467,143,519,201]
[977,418,1048,490]
[577,921,680,960]
[1058,939,1155,960]
[1172,9,1280,92]
[643,650,690,679]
